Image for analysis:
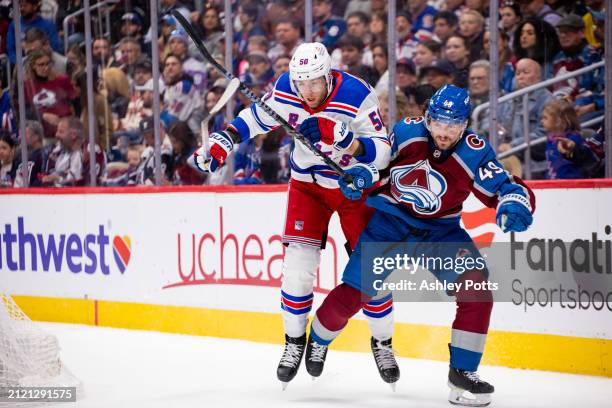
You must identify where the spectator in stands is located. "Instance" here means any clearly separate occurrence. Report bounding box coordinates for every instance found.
[396,10,419,59]
[468,60,490,108]
[403,84,436,116]
[244,51,276,93]
[234,135,265,185]
[419,59,454,89]
[498,58,553,178]
[483,29,515,93]
[407,0,438,37]
[167,121,205,185]
[101,67,131,120]
[268,18,303,62]
[120,13,145,49]
[337,35,378,86]
[396,58,418,93]
[378,89,412,127]
[72,69,113,152]
[136,116,173,185]
[7,0,61,64]
[119,37,145,82]
[552,15,601,104]
[517,0,562,27]
[557,125,605,178]
[273,55,291,82]
[467,60,492,134]
[162,54,203,136]
[194,4,224,60]
[583,0,604,49]
[168,29,208,94]
[414,39,442,75]
[93,38,119,69]
[369,11,387,43]
[133,60,153,89]
[0,88,14,136]
[234,4,266,58]
[542,99,585,179]
[371,43,390,94]
[444,35,471,87]
[23,27,67,75]
[345,12,373,65]
[433,10,459,43]
[0,131,17,187]
[159,14,178,60]
[513,17,561,81]
[459,9,485,62]
[23,49,75,141]
[500,1,522,49]
[102,144,143,186]
[120,78,157,139]
[15,120,47,187]
[43,116,83,186]
[313,0,347,50]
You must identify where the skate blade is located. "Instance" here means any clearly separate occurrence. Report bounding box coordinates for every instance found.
[389,382,397,392]
[281,381,289,391]
[311,376,317,381]
[448,382,491,407]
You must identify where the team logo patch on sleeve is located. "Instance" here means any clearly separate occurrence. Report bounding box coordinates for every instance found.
[466,134,485,150]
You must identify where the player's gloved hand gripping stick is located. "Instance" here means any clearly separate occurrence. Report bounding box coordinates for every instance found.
[171,10,355,188]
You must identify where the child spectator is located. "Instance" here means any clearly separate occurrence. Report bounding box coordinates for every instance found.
[0,131,17,187]
[542,99,584,179]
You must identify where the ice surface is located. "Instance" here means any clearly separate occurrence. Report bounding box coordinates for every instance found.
[40,323,612,408]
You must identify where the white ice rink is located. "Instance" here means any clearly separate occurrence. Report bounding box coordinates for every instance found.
[43,322,612,408]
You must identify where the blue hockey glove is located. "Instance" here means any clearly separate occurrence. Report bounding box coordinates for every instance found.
[338,163,379,200]
[192,130,234,173]
[299,116,354,152]
[496,195,533,233]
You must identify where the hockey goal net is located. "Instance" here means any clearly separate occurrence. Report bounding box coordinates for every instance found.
[0,293,82,397]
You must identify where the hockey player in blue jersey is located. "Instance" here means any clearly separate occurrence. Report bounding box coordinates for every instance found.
[302,85,536,407]
[192,42,400,389]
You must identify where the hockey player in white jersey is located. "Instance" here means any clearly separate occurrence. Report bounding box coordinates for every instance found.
[193,43,399,388]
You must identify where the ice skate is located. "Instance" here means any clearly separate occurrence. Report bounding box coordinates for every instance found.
[370,337,400,390]
[305,335,328,379]
[448,367,494,407]
[277,334,306,389]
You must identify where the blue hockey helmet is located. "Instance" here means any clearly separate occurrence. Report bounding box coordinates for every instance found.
[425,84,471,130]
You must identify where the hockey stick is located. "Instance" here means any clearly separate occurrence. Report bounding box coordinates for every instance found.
[201,77,241,164]
[171,10,353,185]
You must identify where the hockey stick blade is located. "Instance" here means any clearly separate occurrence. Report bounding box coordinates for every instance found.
[170,10,354,186]
[200,78,241,172]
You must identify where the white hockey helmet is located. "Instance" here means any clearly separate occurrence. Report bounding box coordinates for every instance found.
[289,42,333,98]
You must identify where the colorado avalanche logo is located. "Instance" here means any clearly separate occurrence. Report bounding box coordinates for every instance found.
[390,161,447,214]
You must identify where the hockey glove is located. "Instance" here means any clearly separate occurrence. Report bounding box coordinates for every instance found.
[299,116,354,152]
[192,130,234,173]
[496,196,533,233]
[338,163,379,200]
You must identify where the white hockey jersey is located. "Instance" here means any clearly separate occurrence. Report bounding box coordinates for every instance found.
[227,70,391,189]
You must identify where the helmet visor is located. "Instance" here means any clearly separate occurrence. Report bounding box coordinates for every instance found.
[294,77,327,94]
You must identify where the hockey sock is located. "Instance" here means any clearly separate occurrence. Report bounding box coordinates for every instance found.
[310,283,369,345]
[450,270,493,371]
